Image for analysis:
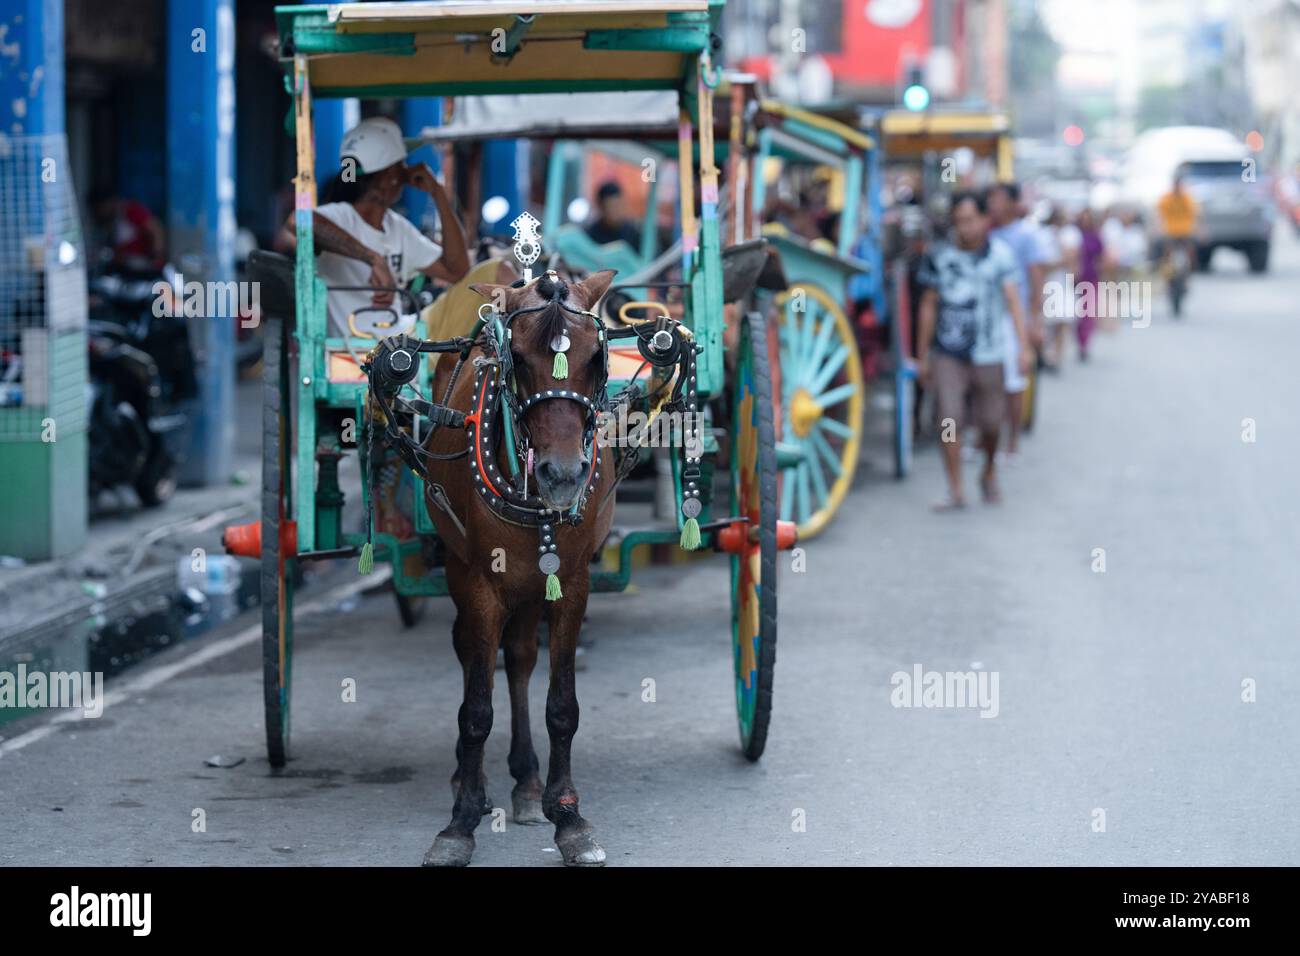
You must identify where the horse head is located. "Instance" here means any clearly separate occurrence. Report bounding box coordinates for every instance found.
[471,269,615,511]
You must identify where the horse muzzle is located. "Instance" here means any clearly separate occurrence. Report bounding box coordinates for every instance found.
[535,456,589,511]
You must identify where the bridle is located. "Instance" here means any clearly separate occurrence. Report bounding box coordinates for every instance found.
[362,272,701,598]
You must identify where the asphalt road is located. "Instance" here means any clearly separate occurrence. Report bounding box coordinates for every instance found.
[4,228,1299,866]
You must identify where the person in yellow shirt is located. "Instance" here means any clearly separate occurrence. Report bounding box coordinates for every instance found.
[1157,172,1200,239]
[1156,171,1201,290]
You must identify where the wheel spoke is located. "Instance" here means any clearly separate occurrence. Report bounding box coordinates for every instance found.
[808,343,851,397]
[795,461,811,524]
[809,426,843,479]
[806,440,830,506]
[801,305,838,388]
[818,415,854,439]
[815,381,857,410]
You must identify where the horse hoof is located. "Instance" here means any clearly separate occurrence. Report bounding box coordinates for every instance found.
[422,832,475,867]
[556,826,606,867]
[512,793,547,826]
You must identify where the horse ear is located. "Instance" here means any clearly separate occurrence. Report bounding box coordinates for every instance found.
[573,269,617,310]
[470,282,511,314]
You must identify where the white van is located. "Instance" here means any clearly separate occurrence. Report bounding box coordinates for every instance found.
[1120,126,1274,272]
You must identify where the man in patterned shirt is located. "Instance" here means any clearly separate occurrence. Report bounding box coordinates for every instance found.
[916,191,1031,510]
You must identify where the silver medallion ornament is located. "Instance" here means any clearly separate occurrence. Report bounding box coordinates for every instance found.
[538,551,561,575]
[510,211,542,282]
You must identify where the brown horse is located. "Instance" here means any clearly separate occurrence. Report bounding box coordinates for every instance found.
[418,268,617,867]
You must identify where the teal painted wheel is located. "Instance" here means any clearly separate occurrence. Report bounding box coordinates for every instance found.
[262,315,294,768]
[774,284,864,539]
[731,312,778,761]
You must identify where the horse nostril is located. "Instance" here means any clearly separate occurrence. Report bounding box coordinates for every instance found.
[537,459,582,489]
[538,461,562,486]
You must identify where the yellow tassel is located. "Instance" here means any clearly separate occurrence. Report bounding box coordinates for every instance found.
[545,572,563,601]
[679,516,701,551]
[552,351,568,380]
[358,541,374,575]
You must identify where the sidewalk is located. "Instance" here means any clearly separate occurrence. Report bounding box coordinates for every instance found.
[0,380,263,660]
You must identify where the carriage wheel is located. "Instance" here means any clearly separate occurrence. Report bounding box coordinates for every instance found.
[395,592,427,628]
[1020,361,1039,432]
[262,314,294,768]
[775,284,864,539]
[731,311,779,762]
[894,367,915,479]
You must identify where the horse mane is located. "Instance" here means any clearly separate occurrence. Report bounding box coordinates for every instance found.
[523,273,571,352]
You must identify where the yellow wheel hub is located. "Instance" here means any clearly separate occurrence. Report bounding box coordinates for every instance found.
[790,388,822,438]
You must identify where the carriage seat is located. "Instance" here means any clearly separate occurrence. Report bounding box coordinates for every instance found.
[421,257,520,342]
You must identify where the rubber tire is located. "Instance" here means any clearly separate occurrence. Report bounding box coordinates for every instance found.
[134,441,177,507]
[894,370,914,479]
[1247,241,1270,274]
[731,311,779,762]
[396,591,427,629]
[262,314,293,768]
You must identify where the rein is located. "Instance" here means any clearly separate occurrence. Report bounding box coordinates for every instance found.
[361,276,701,600]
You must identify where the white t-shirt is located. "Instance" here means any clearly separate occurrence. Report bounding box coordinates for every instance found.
[314,202,442,337]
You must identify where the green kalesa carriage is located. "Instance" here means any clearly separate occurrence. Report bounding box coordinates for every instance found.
[223,0,802,767]
[427,75,880,541]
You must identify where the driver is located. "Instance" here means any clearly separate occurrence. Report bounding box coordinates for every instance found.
[280,117,470,336]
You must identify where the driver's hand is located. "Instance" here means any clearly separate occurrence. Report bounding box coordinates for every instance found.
[405,162,440,194]
[368,254,396,307]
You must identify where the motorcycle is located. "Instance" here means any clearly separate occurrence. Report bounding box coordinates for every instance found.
[86,261,195,507]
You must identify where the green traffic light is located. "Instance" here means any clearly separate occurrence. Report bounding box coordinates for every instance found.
[903,84,930,112]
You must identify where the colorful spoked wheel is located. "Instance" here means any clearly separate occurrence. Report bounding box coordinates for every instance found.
[774,283,864,539]
[731,311,779,762]
[262,314,294,768]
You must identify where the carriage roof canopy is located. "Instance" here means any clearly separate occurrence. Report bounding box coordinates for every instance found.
[275,0,722,99]
[878,109,1011,158]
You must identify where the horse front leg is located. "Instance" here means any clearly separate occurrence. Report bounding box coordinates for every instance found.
[502,603,547,824]
[423,606,504,867]
[543,588,605,866]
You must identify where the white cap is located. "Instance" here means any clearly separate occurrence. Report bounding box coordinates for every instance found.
[339,117,408,176]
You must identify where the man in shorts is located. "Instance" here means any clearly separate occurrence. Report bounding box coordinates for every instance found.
[987,181,1049,457]
[916,191,1031,509]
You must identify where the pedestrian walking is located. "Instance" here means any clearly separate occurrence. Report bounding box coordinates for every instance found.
[1039,205,1080,370]
[1074,209,1104,361]
[987,182,1049,458]
[915,191,1031,510]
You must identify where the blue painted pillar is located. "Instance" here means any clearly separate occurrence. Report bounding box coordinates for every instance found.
[166,0,235,485]
[399,98,443,231]
[0,0,64,134]
[314,97,359,192]
[481,139,526,237]
[0,0,88,560]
